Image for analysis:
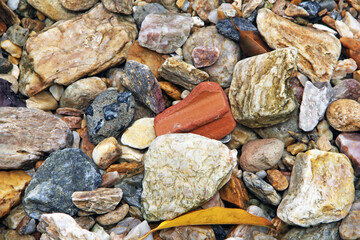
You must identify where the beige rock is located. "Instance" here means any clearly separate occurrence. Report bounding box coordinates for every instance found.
[316,135,332,151]
[2,204,27,229]
[10,64,20,79]
[0,107,72,169]
[121,118,156,150]
[95,204,129,225]
[277,150,354,227]
[284,3,309,17]
[119,145,144,163]
[257,8,341,83]
[326,99,360,132]
[100,171,121,187]
[102,0,133,14]
[59,0,99,11]
[72,188,123,214]
[1,40,22,58]
[286,142,307,155]
[242,0,264,18]
[160,226,215,240]
[27,0,78,21]
[75,216,95,230]
[317,120,333,141]
[331,59,357,80]
[335,20,354,38]
[339,199,360,240]
[49,84,64,101]
[192,0,219,21]
[19,3,137,97]
[60,77,107,110]
[226,124,258,150]
[92,137,122,169]
[4,230,35,240]
[229,48,297,128]
[0,171,31,218]
[0,74,18,93]
[26,90,58,111]
[343,11,360,36]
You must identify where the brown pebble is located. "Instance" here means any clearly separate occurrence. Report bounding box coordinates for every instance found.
[219,175,249,209]
[80,127,95,157]
[326,99,360,132]
[21,18,45,32]
[286,142,307,155]
[322,15,336,29]
[106,162,140,173]
[35,161,44,171]
[267,169,289,191]
[100,171,122,188]
[316,135,332,151]
[61,116,82,130]
[56,107,84,117]
[159,81,182,100]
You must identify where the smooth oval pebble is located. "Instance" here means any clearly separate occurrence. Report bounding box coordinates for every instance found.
[326,99,360,132]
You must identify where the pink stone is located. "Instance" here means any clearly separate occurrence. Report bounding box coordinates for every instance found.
[336,133,360,176]
[191,46,220,68]
[332,79,360,102]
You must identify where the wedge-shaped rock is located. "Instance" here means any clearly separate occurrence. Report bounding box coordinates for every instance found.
[142,133,237,221]
[257,8,341,82]
[19,3,137,97]
[0,107,72,169]
[229,48,298,128]
[277,150,354,227]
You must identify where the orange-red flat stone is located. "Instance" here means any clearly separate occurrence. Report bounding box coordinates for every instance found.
[154,82,236,140]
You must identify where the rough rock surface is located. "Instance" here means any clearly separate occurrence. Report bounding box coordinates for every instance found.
[281,222,340,240]
[277,150,354,227]
[160,226,215,239]
[121,118,156,149]
[0,107,72,169]
[142,133,236,221]
[183,26,240,88]
[19,3,137,97]
[102,0,133,14]
[326,99,360,132]
[257,8,341,82]
[138,13,192,54]
[229,48,297,128]
[216,17,258,42]
[23,148,102,220]
[27,0,78,21]
[59,0,99,11]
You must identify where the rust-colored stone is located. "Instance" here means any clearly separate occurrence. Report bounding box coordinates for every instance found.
[159,81,182,100]
[35,161,44,171]
[80,127,95,158]
[290,0,302,5]
[219,175,249,209]
[106,162,140,173]
[0,20,6,37]
[56,107,84,117]
[322,15,336,29]
[266,169,289,191]
[191,45,220,68]
[341,37,360,52]
[60,116,82,130]
[238,30,271,57]
[154,82,236,140]
[21,18,45,32]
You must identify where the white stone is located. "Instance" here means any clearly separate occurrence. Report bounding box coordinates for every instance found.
[331,58,358,80]
[312,24,338,35]
[10,64,19,79]
[181,90,190,99]
[49,84,64,101]
[91,224,110,240]
[121,118,156,149]
[119,145,143,162]
[335,20,354,38]
[192,16,204,27]
[124,220,153,240]
[72,131,80,148]
[343,12,360,37]
[7,0,20,10]
[208,9,219,24]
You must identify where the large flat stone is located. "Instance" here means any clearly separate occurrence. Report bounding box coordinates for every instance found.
[19,3,137,97]
[0,107,73,169]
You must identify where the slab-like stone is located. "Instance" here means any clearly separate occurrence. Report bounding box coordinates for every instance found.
[257,8,341,82]
[0,107,72,169]
[142,133,236,221]
[229,48,298,128]
[26,0,78,21]
[19,3,137,97]
[277,150,354,227]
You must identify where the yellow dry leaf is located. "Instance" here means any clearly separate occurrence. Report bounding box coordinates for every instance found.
[138,207,273,240]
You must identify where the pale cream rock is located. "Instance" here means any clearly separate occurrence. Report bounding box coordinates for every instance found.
[257,8,341,83]
[316,135,332,151]
[19,3,137,97]
[317,120,333,141]
[284,3,309,17]
[92,137,122,169]
[277,150,354,227]
[242,0,263,18]
[312,24,338,35]
[335,20,354,38]
[27,0,78,21]
[119,145,144,163]
[96,204,129,226]
[0,74,18,93]
[49,84,64,101]
[72,188,123,214]
[59,77,107,110]
[1,40,22,58]
[37,213,101,239]
[226,124,258,150]
[331,59,357,80]
[26,90,58,111]
[343,11,360,37]
[142,133,236,221]
[10,64,20,79]
[72,131,80,148]
[121,118,156,150]
[229,48,297,128]
[59,0,99,11]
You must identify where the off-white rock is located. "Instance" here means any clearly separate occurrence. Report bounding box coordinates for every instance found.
[59,0,99,11]
[121,118,156,150]
[331,59,357,80]
[257,8,341,83]
[96,204,129,226]
[92,137,122,169]
[72,131,80,148]
[124,220,153,240]
[26,90,58,111]
[312,24,338,35]
[49,84,64,101]
[335,20,354,38]
[91,224,110,240]
[277,150,354,227]
[142,133,236,221]
[0,74,18,93]
[10,64,20,79]
[343,11,360,37]
[1,40,22,58]
[27,0,79,21]
[242,0,263,18]
[119,145,144,163]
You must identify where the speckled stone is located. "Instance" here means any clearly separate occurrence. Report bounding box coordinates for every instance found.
[326,99,360,132]
[216,17,258,42]
[281,222,340,240]
[86,89,135,145]
[142,133,236,221]
[102,0,133,14]
[229,48,297,128]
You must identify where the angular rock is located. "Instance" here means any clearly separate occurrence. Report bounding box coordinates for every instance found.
[331,79,360,101]
[201,192,224,209]
[56,107,84,117]
[0,171,31,218]
[331,59,357,80]
[192,0,219,21]
[277,150,354,227]
[115,173,144,209]
[160,226,215,240]
[109,217,141,236]
[124,220,153,240]
[26,90,58,111]
[326,99,360,132]
[1,39,22,58]
[49,84,64,101]
[226,124,258,150]
[101,171,121,188]
[133,3,169,29]
[216,17,258,42]
[19,3,137,96]
[335,20,353,38]
[121,118,156,149]
[61,116,82,130]
[138,13,192,54]
[86,89,135,145]
[229,48,298,128]
[72,188,122,214]
[102,0,133,14]
[59,77,107,111]
[92,137,122,170]
[281,222,340,240]
[336,133,360,177]
[20,17,45,32]
[16,215,37,235]
[298,0,320,18]
[6,24,29,47]
[257,8,341,82]
[96,204,129,226]
[23,148,102,220]
[339,197,360,240]
[142,133,236,221]
[183,26,241,88]
[159,56,209,90]
[154,82,236,140]
[2,204,27,229]
[59,0,98,11]
[123,60,165,114]
[266,170,288,191]
[343,11,360,37]
[240,138,284,172]
[0,107,72,169]
[159,81,181,100]
[26,0,78,21]
[0,78,25,107]
[91,224,110,239]
[219,175,249,209]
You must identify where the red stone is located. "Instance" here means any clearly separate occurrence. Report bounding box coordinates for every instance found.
[191,46,220,68]
[154,82,236,140]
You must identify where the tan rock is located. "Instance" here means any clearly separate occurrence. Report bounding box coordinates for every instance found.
[160,226,215,240]
[61,116,82,130]
[317,120,333,141]
[56,107,84,117]
[159,81,182,100]
[19,3,137,97]
[335,20,354,38]
[192,0,219,21]
[102,0,134,14]
[284,3,309,17]
[316,135,332,151]
[286,142,307,155]
[119,145,144,163]
[2,204,27,229]
[27,0,78,21]
[257,8,341,82]
[59,77,107,111]
[100,171,121,187]
[72,188,123,214]
[92,137,122,169]
[1,40,22,58]
[26,90,58,111]
[59,0,99,11]
[339,199,360,240]
[0,171,31,218]
[266,169,288,191]
[95,204,129,225]
[0,107,73,169]
[3,230,35,240]
[226,124,258,150]
[49,84,64,101]
[326,99,360,132]
[75,216,95,230]
[120,118,156,150]
[277,150,355,227]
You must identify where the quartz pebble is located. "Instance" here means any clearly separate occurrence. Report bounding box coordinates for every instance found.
[335,20,354,38]
[121,118,156,149]
[49,84,64,101]
[91,224,110,240]
[92,137,122,170]
[124,220,153,240]
[326,99,360,132]
[332,59,357,80]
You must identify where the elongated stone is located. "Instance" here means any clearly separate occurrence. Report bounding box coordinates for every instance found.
[277,150,354,227]
[229,48,297,128]
[257,8,341,82]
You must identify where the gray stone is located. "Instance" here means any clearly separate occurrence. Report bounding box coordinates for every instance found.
[133,3,169,29]
[138,13,192,54]
[114,173,144,209]
[0,58,13,74]
[16,215,37,235]
[102,0,133,14]
[281,222,341,240]
[299,81,332,132]
[229,48,298,128]
[0,79,25,107]
[109,217,141,235]
[124,220,153,240]
[86,89,135,145]
[23,148,102,220]
[243,172,281,206]
[216,17,258,42]
[6,24,29,47]
[0,107,72,169]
